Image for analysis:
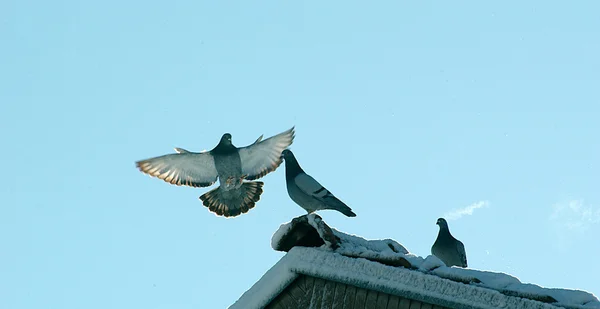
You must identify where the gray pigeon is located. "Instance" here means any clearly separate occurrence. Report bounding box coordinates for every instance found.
[173,134,263,154]
[281,149,356,217]
[136,127,295,217]
[431,218,468,268]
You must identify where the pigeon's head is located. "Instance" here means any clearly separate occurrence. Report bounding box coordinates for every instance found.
[281,149,293,160]
[281,149,303,173]
[436,218,449,228]
[220,133,233,145]
[281,149,300,166]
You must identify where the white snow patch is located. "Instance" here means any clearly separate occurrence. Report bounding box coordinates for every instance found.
[249,215,600,309]
[288,247,560,309]
[432,266,521,290]
[503,283,600,309]
[418,255,446,272]
[270,219,295,250]
[331,228,427,269]
[332,228,408,254]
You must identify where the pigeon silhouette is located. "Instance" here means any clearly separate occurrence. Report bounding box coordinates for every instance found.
[281,149,356,217]
[431,218,468,267]
[136,127,295,217]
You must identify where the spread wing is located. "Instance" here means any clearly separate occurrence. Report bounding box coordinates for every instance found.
[238,127,295,180]
[136,152,218,188]
[252,134,263,145]
[174,147,191,153]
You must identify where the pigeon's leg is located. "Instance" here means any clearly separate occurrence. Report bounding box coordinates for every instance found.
[225,176,234,187]
[233,174,248,189]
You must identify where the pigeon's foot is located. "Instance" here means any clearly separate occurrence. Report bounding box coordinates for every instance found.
[234,175,249,188]
[225,176,234,186]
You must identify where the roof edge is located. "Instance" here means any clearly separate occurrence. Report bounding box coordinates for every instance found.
[228,253,299,309]
[232,246,564,309]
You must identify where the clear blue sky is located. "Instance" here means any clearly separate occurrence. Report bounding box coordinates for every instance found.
[1,1,599,308]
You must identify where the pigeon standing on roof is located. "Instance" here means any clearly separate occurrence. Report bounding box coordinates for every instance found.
[281,149,356,217]
[431,218,468,268]
[136,127,295,217]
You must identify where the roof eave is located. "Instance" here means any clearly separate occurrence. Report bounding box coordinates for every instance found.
[228,252,299,309]
[231,247,564,309]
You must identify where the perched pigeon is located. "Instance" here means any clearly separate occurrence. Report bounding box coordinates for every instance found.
[136,127,295,217]
[431,218,468,268]
[281,149,356,217]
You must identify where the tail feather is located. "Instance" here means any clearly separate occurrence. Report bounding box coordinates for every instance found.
[199,182,264,217]
[323,195,357,217]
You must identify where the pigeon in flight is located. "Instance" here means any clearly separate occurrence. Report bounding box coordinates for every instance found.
[431,218,468,268]
[136,127,295,217]
[281,149,356,217]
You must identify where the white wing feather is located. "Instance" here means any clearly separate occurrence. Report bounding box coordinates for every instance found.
[238,127,295,180]
[136,152,218,188]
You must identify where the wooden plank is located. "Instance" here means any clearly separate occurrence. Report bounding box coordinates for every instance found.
[266,287,292,308]
[409,299,422,309]
[304,275,315,292]
[398,298,412,309]
[309,277,326,309]
[364,290,378,309]
[294,281,313,308]
[278,290,300,308]
[343,285,357,309]
[387,295,400,309]
[266,275,449,309]
[265,295,283,309]
[287,277,309,304]
[354,288,367,309]
[320,279,335,309]
[375,292,389,309]
[265,278,312,309]
[420,303,433,309]
[331,281,347,309]
[265,284,288,309]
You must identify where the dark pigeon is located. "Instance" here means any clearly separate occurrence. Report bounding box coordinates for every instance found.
[431,218,468,268]
[136,127,295,217]
[281,149,356,217]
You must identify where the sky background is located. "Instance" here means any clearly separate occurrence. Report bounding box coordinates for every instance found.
[1,1,599,308]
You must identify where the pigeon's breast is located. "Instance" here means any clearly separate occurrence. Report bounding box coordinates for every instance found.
[287,181,319,212]
[214,152,243,178]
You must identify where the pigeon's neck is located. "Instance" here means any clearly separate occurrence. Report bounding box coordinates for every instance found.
[211,143,236,155]
[438,227,454,239]
[285,157,304,179]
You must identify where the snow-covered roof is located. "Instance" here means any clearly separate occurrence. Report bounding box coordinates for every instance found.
[230,214,600,309]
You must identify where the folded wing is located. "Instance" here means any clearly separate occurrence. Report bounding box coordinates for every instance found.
[136,152,218,188]
[294,173,331,200]
[238,127,295,180]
